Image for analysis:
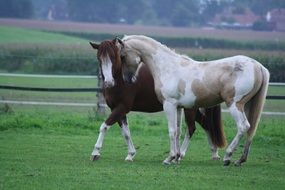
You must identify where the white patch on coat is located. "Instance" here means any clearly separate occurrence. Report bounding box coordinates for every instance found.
[151,49,204,108]
[233,56,255,102]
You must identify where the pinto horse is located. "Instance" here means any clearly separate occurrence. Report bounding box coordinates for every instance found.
[89,39,226,162]
[117,35,270,166]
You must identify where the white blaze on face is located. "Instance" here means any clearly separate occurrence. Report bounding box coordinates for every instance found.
[101,55,115,87]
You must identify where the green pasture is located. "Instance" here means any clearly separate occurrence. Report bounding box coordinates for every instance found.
[0,25,284,189]
[0,76,98,103]
[0,106,284,189]
[0,26,87,44]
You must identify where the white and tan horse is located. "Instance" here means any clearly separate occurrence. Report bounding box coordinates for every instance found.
[117,35,270,166]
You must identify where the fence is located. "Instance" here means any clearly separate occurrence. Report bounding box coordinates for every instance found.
[0,73,284,115]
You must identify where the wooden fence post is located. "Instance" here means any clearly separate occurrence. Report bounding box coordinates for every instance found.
[96,69,106,115]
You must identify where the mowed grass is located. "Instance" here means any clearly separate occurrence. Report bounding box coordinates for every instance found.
[0,26,88,44]
[0,108,284,190]
[0,76,98,102]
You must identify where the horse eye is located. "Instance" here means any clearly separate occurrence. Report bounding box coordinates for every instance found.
[120,55,125,61]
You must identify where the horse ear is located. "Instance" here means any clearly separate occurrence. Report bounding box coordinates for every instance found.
[114,37,124,51]
[89,42,99,49]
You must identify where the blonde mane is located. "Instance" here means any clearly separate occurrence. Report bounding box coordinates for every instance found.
[122,35,179,56]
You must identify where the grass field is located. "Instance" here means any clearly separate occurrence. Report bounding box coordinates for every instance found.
[0,26,87,44]
[1,18,285,42]
[0,107,285,190]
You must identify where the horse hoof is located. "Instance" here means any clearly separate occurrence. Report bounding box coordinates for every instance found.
[212,156,221,160]
[163,161,171,165]
[234,161,242,167]
[234,159,245,167]
[163,160,171,165]
[125,158,133,162]
[178,155,184,161]
[223,160,231,166]
[125,155,134,162]
[91,155,100,161]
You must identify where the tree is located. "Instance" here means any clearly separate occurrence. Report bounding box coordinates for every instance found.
[0,0,34,18]
[171,0,201,27]
[67,0,147,24]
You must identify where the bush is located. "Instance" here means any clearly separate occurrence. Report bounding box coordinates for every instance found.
[0,44,98,75]
[60,32,285,51]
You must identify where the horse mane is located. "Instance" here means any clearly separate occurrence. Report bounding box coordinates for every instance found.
[122,35,178,56]
[122,35,195,62]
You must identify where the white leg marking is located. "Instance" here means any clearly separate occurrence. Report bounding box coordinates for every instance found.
[180,126,190,159]
[205,131,220,160]
[176,108,182,155]
[91,122,111,159]
[223,103,250,164]
[120,119,136,161]
[163,101,178,165]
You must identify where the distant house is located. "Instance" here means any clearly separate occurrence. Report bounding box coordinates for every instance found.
[209,7,260,29]
[267,9,285,31]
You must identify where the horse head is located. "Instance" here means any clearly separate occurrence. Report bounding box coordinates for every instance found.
[116,36,144,83]
[90,38,124,88]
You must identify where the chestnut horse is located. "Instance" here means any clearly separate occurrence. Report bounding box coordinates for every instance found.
[117,35,269,166]
[89,39,226,162]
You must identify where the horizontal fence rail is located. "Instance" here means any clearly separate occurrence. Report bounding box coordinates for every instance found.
[0,74,284,116]
[0,85,102,92]
[0,73,98,79]
[0,84,283,100]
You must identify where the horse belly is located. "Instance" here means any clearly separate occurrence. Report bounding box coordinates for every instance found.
[177,92,196,108]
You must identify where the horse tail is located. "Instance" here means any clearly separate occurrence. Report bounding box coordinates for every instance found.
[246,66,270,138]
[204,105,227,148]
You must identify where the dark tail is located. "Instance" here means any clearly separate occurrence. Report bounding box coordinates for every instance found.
[203,105,227,148]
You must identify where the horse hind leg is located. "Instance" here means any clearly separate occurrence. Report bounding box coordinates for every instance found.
[206,132,220,160]
[180,109,196,160]
[223,102,250,166]
[199,107,221,160]
[119,116,136,162]
[234,100,257,166]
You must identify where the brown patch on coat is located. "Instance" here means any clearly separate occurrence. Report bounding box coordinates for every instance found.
[178,79,186,95]
[191,63,240,107]
[180,60,190,67]
[191,79,221,107]
[234,62,244,72]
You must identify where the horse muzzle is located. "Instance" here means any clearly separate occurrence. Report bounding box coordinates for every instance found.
[104,80,115,88]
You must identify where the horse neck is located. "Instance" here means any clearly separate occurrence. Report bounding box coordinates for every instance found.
[141,47,184,76]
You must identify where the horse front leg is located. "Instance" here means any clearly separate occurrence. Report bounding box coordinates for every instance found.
[163,101,179,165]
[91,105,128,161]
[91,122,111,161]
[118,116,136,162]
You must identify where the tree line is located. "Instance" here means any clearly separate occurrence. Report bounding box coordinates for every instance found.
[0,0,284,27]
